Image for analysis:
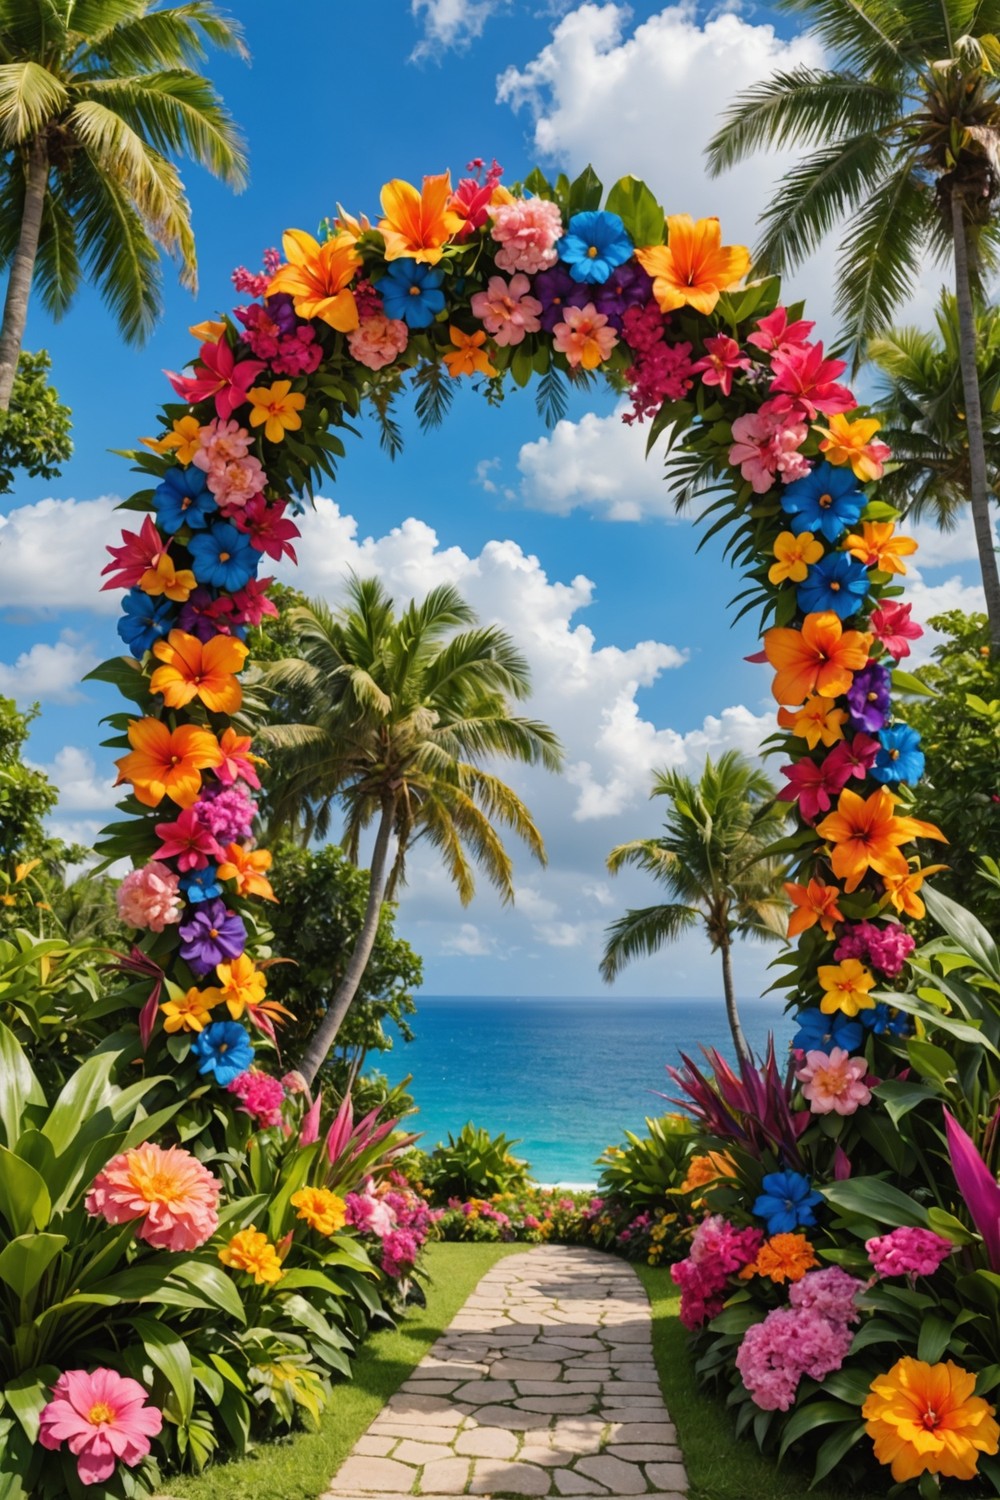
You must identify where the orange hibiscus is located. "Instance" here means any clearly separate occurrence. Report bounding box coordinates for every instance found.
[378,173,463,264]
[764,611,872,705]
[844,521,918,575]
[816,787,946,893]
[149,631,248,714]
[115,720,223,809]
[635,215,751,315]
[785,878,844,938]
[268,229,360,331]
[217,843,277,902]
[443,326,497,378]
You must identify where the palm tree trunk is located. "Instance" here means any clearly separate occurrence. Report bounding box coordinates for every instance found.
[0,138,49,413]
[951,189,1000,650]
[297,794,396,1087]
[719,934,752,1067]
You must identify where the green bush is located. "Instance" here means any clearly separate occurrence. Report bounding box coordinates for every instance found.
[422,1123,531,1199]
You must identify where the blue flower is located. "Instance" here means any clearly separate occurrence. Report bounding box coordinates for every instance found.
[191,1021,254,1085]
[180,866,222,904]
[379,260,445,328]
[187,522,259,591]
[797,550,870,620]
[780,462,866,542]
[153,465,216,534]
[117,589,174,655]
[752,1169,823,1234]
[792,1007,864,1054]
[871,724,925,785]
[557,210,634,285]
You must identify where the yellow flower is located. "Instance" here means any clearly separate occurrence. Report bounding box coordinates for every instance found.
[218,1228,285,1285]
[443,326,497,378]
[290,1186,347,1236]
[769,529,824,585]
[160,986,218,1033]
[844,521,918,575]
[880,861,949,920]
[816,412,890,482]
[682,1151,737,1194]
[141,415,202,465]
[818,956,876,1017]
[378,173,463,264]
[635,215,751,315]
[139,552,196,602]
[268,228,360,331]
[189,318,227,343]
[246,380,306,444]
[205,953,267,1021]
[863,1357,999,1483]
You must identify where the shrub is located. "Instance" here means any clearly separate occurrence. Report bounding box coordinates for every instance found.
[423,1123,531,1199]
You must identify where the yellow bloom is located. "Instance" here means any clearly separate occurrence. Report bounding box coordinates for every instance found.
[817,956,876,1017]
[160,986,217,1033]
[443,326,497,378]
[863,1357,999,1483]
[189,318,227,343]
[290,1186,347,1236]
[816,413,890,482]
[247,380,306,444]
[268,228,360,331]
[844,521,918,575]
[777,696,848,750]
[880,861,949,920]
[141,415,202,465]
[139,552,196,602]
[206,953,267,1020]
[769,529,823,585]
[218,1228,285,1285]
[635,215,751,315]
[378,173,463,264]
[682,1151,737,1194]
[816,786,945,893]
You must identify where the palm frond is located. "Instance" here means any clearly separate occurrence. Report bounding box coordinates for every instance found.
[0,60,67,145]
[77,71,248,189]
[71,152,162,342]
[599,904,700,983]
[835,160,933,358]
[755,133,891,275]
[707,68,896,175]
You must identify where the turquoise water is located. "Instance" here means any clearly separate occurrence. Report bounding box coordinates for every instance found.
[384,996,794,1185]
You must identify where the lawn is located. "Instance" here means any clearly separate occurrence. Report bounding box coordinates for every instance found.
[159,1241,524,1500]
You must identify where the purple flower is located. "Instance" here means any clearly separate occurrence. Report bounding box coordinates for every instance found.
[588,261,653,328]
[195,783,258,845]
[179,898,246,976]
[531,265,590,332]
[846,663,891,732]
[177,587,224,643]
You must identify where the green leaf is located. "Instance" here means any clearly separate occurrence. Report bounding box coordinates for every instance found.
[778,1398,856,1458]
[567,164,603,214]
[604,175,665,245]
[0,1147,50,1235]
[918,1312,957,1364]
[924,886,1000,985]
[132,1316,194,1425]
[873,1078,941,1125]
[2,1368,59,1445]
[0,1233,66,1298]
[0,1024,43,1148]
[811,1421,868,1486]
[822,1176,929,1229]
[891,668,938,697]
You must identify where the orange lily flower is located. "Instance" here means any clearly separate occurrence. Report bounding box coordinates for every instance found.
[844,521,918,575]
[246,379,306,443]
[189,318,227,343]
[443,326,497,378]
[769,529,823,585]
[205,953,267,1020]
[138,551,196,602]
[816,413,891,482]
[378,173,463,264]
[635,215,751,315]
[333,203,372,245]
[816,787,946,893]
[818,957,876,1016]
[141,415,202,465]
[115,719,223,809]
[785,878,845,938]
[149,629,248,714]
[880,862,949,920]
[764,611,872,705]
[268,228,361,331]
[217,842,277,902]
[777,696,848,750]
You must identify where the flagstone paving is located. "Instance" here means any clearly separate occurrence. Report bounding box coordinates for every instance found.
[324,1244,687,1499]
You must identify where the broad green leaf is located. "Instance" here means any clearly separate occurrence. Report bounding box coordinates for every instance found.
[873,1078,942,1125]
[778,1397,856,1457]
[0,1023,43,1148]
[917,1312,958,1363]
[822,1176,929,1229]
[567,164,603,214]
[0,1233,66,1299]
[0,1148,50,1235]
[132,1316,194,1425]
[925,886,1000,984]
[41,1051,117,1155]
[604,175,665,245]
[2,1368,59,1444]
[892,668,938,696]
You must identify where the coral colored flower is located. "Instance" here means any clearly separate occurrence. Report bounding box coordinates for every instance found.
[777,695,848,750]
[557,209,633,284]
[881,862,948,920]
[785,878,844,937]
[348,313,409,370]
[470,273,542,347]
[160,986,218,1033]
[817,786,945,893]
[692,333,752,397]
[818,957,877,1016]
[38,1368,163,1487]
[102,516,167,592]
[863,1358,999,1483]
[216,727,264,789]
[179,899,246,976]
[219,1227,285,1284]
[268,228,360,330]
[149,630,248,714]
[191,1019,253,1083]
[780,461,866,541]
[217,842,276,901]
[552,302,618,369]
[817,411,891,481]
[191,416,253,470]
[769,341,856,420]
[138,551,197,602]
[205,452,266,514]
[798,550,870,620]
[636,215,751,315]
[86,1142,220,1249]
[166,336,265,420]
[742,1232,818,1283]
[116,861,182,932]
[379,173,463,264]
[206,953,267,1020]
[490,195,563,273]
[681,1151,737,1194]
[754,1171,823,1234]
[443,326,497,377]
[141,414,202,465]
[867,1227,954,1279]
[246,379,306,444]
[747,306,815,355]
[115,720,223,810]
[870,600,923,660]
[764,612,872,705]
[729,406,809,492]
[291,1186,348,1236]
[845,520,918,575]
[153,805,223,871]
[797,1047,872,1114]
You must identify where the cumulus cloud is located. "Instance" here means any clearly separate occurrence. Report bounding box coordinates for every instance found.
[515,406,677,520]
[411,0,505,58]
[0,632,98,704]
[0,496,121,615]
[442,922,496,955]
[39,746,118,812]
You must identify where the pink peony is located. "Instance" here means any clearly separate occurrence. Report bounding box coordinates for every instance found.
[86,1142,220,1250]
[227,1069,285,1128]
[671,1214,763,1328]
[348,314,409,370]
[870,600,924,660]
[867,1226,954,1279]
[789,1266,865,1325]
[39,1368,162,1486]
[191,418,253,472]
[736,1305,853,1410]
[206,453,266,513]
[470,273,543,347]
[729,404,809,493]
[115,862,182,932]
[490,197,564,274]
[381,1226,420,1277]
[194,782,258,845]
[796,1047,872,1115]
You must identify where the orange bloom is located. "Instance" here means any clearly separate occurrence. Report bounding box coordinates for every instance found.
[246,379,306,444]
[332,203,372,245]
[291,1186,347,1236]
[818,957,876,1016]
[443,326,497,378]
[816,413,891,482]
[681,1151,737,1198]
[740,1233,818,1284]
[777,696,848,750]
[160,986,218,1033]
[139,551,196,602]
[115,719,223,809]
[769,529,823,585]
[764,611,872,705]
[189,317,227,343]
[880,862,949,920]
[816,787,946,893]
[863,1357,999,1483]
[149,630,248,714]
[205,953,267,1020]
[217,842,277,902]
[785,878,844,938]
[378,173,463,264]
[844,521,918,575]
[635,215,751,315]
[267,228,360,331]
[141,415,202,465]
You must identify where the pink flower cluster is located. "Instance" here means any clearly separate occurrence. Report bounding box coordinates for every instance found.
[195,782,258,845]
[348,313,409,370]
[227,1069,286,1128]
[382,1227,420,1277]
[116,861,181,932]
[834,920,915,978]
[490,197,563,274]
[192,419,265,513]
[671,1215,764,1329]
[237,301,323,375]
[39,1367,163,1487]
[866,1227,953,1279]
[621,300,695,424]
[729,406,809,493]
[345,1176,438,1279]
[778,732,880,822]
[231,248,281,297]
[736,1267,863,1410]
[472,273,543,347]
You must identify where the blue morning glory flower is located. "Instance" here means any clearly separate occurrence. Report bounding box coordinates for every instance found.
[797,550,871,620]
[753,1169,823,1234]
[180,866,222,904]
[153,465,217,534]
[871,724,925,785]
[117,589,174,655]
[780,462,866,543]
[792,1007,864,1054]
[187,522,259,591]
[379,259,445,328]
[557,210,634,285]
[191,1021,254,1085]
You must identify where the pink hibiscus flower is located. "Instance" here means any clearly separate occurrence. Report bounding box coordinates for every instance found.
[39,1368,163,1487]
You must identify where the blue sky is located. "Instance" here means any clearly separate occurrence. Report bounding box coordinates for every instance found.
[0,0,989,998]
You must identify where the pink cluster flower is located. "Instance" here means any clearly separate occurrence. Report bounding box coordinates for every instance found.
[345,1183,396,1238]
[692,334,752,397]
[870,600,924,660]
[231,249,280,297]
[353,279,384,319]
[227,1069,286,1128]
[620,301,696,423]
[382,1226,420,1277]
[39,1368,163,1487]
[235,301,323,375]
[451,158,504,239]
[834,920,915,978]
[195,782,258,845]
[736,1304,854,1410]
[116,862,182,932]
[348,314,409,370]
[192,419,266,512]
[867,1227,953,1279]
[729,402,810,492]
[490,196,563,273]
[796,1048,872,1116]
[671,1215,764,1329]
[471,273,543,347]
[789,1266,865,1325]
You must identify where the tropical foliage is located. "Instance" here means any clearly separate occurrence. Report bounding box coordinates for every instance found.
[0,350,72,492]
[421,1123,531,1200]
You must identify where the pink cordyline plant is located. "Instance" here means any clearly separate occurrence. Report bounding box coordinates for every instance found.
[665,1039,808,1168]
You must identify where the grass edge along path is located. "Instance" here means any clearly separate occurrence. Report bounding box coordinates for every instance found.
[635,1263,884,1500]
[161,1241,524,1500]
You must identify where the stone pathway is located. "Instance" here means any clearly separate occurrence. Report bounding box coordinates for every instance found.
[326,1245,687,1499]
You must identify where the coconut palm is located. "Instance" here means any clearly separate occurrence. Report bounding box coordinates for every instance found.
[0,0,248,410]
[600,752,789,1065]
[868,290,1000,527]
[259,576,563,1085]
[706,0,1000,645]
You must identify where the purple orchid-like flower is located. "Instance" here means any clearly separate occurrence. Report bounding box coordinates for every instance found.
[178,898,246,977]
[846,662,891,733]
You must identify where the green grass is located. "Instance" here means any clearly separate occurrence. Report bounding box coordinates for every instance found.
[635,1263,883,1500]
[161,1242,524,1500]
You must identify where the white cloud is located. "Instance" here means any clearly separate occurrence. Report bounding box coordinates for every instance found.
[0,632,98,704]
[0,496,121,615]
[40,746,118,812]
[534,919,591,947]
[516,406,677,520]
[516,885,560,921]
[441,921,496,955]
[411,0,505,58]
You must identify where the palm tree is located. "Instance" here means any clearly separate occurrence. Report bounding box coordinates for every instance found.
[600,752,789,1065]
[706,0,1000,646]
[868,290,1000,526]
[258,576,563,1086]
[0,0,248,410]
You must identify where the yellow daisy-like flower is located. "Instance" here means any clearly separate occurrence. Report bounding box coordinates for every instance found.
[141,414,202,465]
[290,1186,347,1237]
[817,956,876,1017]
[768,529,823,585]
[160,986,218,1033]
[205,953,267,1021]
[863,1357,999,1483]
[218,1228,285,1285]
[246,380,306,444]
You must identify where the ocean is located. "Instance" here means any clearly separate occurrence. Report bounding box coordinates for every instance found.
[383,995,795,1186]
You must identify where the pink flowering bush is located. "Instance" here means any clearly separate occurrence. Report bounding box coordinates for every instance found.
[671,1215,763,1329]
[227,1068,286,1128]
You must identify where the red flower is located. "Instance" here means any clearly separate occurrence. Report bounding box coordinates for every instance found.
[824,732,881,785]
[778,754,854,822]
[232,495,300,562]
[870,601,923,660]
[230,577,277,626]
[166,337,265,420]
[768,341,856,420]
[101,516,166,591]
[154,806,223,871]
